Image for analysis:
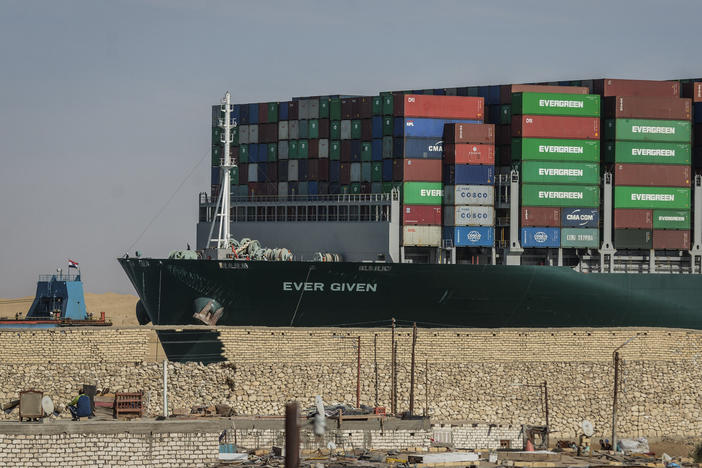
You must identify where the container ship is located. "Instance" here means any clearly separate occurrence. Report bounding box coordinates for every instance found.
[119,78,702,362]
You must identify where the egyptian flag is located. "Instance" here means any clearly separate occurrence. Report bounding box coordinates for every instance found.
[68,259,79,269]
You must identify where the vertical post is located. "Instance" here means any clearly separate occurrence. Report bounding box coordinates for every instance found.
[391,318,396,414]
[612,351,620,451]
[409,322,417,416]
[374,334,379,407]
[285,402,299,468]
[357,336,361,409]
[543,381,549,428]
[425,359,429,417]
[162,359,168,417]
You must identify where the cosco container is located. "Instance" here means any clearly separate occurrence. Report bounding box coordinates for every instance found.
[560,208,599,228]
[443,226,495,247]
[521,207,560,227]
[521,161,599,185]
[560,228,599,248]
[402,118,482,138]
[443,123,495,144]
[653,210,690,230]
[500,84,589,104]
[614,209,653,229]
[614,163,690,187]
[512,115,600,140]
[443,165,494,185]
[443,185,494,205]
[397,137,444,159]
[593,79,679,98]
[394,94,484,120]
[521,227,560,248]
[603,141,691,165]
[653,229,690,249]
[512,93,600,117]
[603,96,691,120]
[603,119,691,143]
[443,144,495,165]
[402,205,442,225]
[402,225,441,247]
[521,184,599,207]
[614,186,690,209]
[511,138,600,162]
[443,205,494,226]
[403,182,443,205]
[403,159,442,182]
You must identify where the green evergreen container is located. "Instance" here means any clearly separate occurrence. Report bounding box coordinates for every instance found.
[498,105,511,124]
[361,142,372,161]
[230,166,239,185]
[521,161,599,185]
[361,162,372,182]
[309,120,319,139]
[603,141,691,165]
[330,141,341,160]
[267,143,277,162]
[653,210,690,229]
[403,182,443,205]
[351,120,362,139]
[330,121,341,140]
[239,144,249,163]
[512,138,600,162]
[298,140,309,159]
[604,119,691,143]
[267,102,278,122]
[340,185,349,194]
[212,126,239,145]
[350,183,361,194]
[614,186,690,209]
[372,162,382,182]
[319,98,330,119]
[211,146,221,166]
[522,184,600,207]
[372,97,382,115]
[383,117,393,136]
[382,94,393,115]
[560,228,599,248]
[382,182,394,193]
[512,92,600,117]
[288,141,298,159]
[330,99,341,120]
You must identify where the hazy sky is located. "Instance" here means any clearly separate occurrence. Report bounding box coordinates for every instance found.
[1,0,700,297]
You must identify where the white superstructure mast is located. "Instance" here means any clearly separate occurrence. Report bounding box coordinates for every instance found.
[209,91,236,248]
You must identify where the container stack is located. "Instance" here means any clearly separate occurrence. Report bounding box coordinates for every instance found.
[512,91,602,249]
[442,123,496,249]
[598,79,692,250]
[393,94,485,247]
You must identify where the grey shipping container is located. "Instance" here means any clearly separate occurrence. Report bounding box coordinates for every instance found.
[288,160,299,181]
[248,163,258,183]
[362,162,372,182]
[249,124,259,143]
[382,136,393,158]
[351,162,361,182]
[288,120,299,139]
[299,100,309,119]
[278,182,288,198]
[278,121,289,140]
[341,120,352,140]
[308,99,319,119]
[278,141,289,160]
[239,125,249,144]
[319,139,329,158]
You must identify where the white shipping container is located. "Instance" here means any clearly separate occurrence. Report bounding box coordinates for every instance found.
[278,141,289,159]
[238,125,249,144]
[278,121,289,140]
[402,226,441,247]
[319,139,329,158]
[288,160,299,182]
[443,185,494,206]
[443,205,494,226]
[350,162,361,182]
[340,120,352,140]
[248,163,258,183]
[288,120,299,140]
[298,100,309,119]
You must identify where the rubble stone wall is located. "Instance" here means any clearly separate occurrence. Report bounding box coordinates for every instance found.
[1,327,701,441]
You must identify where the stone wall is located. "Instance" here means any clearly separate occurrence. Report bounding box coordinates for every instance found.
[1,326,701,441]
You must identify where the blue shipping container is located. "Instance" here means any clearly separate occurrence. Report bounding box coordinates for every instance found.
[239,104,250,125]
[298,159,308,181]
[444,165,494,185]
[402,118,482,138]
[298,119,308,139]
[279,101,289,121]
[694,103,702,124]
[211,167,220,186]
[231,105,240,125]
[399,138,444,159]
[308,181,319,195]
[351,140,361,162]
[372,116,383,138]
[521,227,561,248]
[329,161,340,182]
[249,143,259,163]
[443,226,495,247]
[257,163,266,181]
[561,208,600,228]
[372,139,383,161]
[393,117,405,137]
[328,182,340,194]
[487,85,501,105]
[248,103,259,124]
[382,160,393,181]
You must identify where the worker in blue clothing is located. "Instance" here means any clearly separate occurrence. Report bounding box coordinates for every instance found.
[67,391,93,421]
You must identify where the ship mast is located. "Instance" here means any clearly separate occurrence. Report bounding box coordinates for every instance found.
[209,91,236,249]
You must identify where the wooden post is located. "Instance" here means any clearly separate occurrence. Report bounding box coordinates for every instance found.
[356,336,361,409]
[612,351,620,450]
[425,359,429,417]
[374,334,378,407]
[409,322,417,416]
[391,317,396,414]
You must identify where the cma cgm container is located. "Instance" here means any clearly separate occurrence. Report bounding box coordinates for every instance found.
[443,226,494,247]
[443,185,494,205]
[512,92,600,117]
[443,144,495,165]
[561,208,599,228]
[395,95,484,120]
[444,123,495,144]
[603,96,691,120]
[521,207,560,227]
[403,182,443,205]
[613,163,690,187]
[560,228,599,248]
[604,119,691,143]
[603,141,691,165]
[443,205,494,227]
[615,209,653,229]
[511,138,600,162]
[521,161,599,185]
[521,227,560,248]
[443,165,494,185]
[403,205,442,225]
[403,225,441,246]
[512,115,600,140]
[593,79,680,98]
[614,186,690,209]
[521,184,599,207]
[399,138,444,159]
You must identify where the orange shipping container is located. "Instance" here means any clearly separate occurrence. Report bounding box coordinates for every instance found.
[402,159,442,182]
[395,94,484,120]
[444,144,495,165]
[443,123,495,144]
[593,79,679,98]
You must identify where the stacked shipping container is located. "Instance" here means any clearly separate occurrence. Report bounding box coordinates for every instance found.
[598,79,692,250]
[442,123,496,248]
[682,81,702,169]
[512,92,602,248]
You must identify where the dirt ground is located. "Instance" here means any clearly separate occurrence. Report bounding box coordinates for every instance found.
[649,439,700,458]
[0,292,139,326]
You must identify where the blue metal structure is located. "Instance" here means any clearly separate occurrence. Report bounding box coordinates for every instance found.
[25,273,88,320]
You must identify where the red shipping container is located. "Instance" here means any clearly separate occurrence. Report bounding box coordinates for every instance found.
[318,159,329,181]
[318,119,330,139]
[308,139,319,158]
[266,162,277,181]
[614,209,653,229]
[392,159,403,181]
[512,115,600,140]
[287,101,298,120]
[593,79,679,98]
[403,159,442,181]
[361,119,373,139]
[444,144,495,165]
[614,163,690,187]
[603,96,691,120]
[307,159,319,180]
[341,98,354,119]
[443,123,495,144]
[341,140,351,162]
[358,97,373,119]
[361,182,371,193]
[340,163,350,185]
[500,84,589,104]
[395,94,484,120]
[258,103,268,123]
[521,207,560,227]
[682,82,702,103]
[403,205,442,225]
[653,229,689,249]
[239,163,248,185]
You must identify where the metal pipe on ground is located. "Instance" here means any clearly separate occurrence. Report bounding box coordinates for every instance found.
[285,402,299,468]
